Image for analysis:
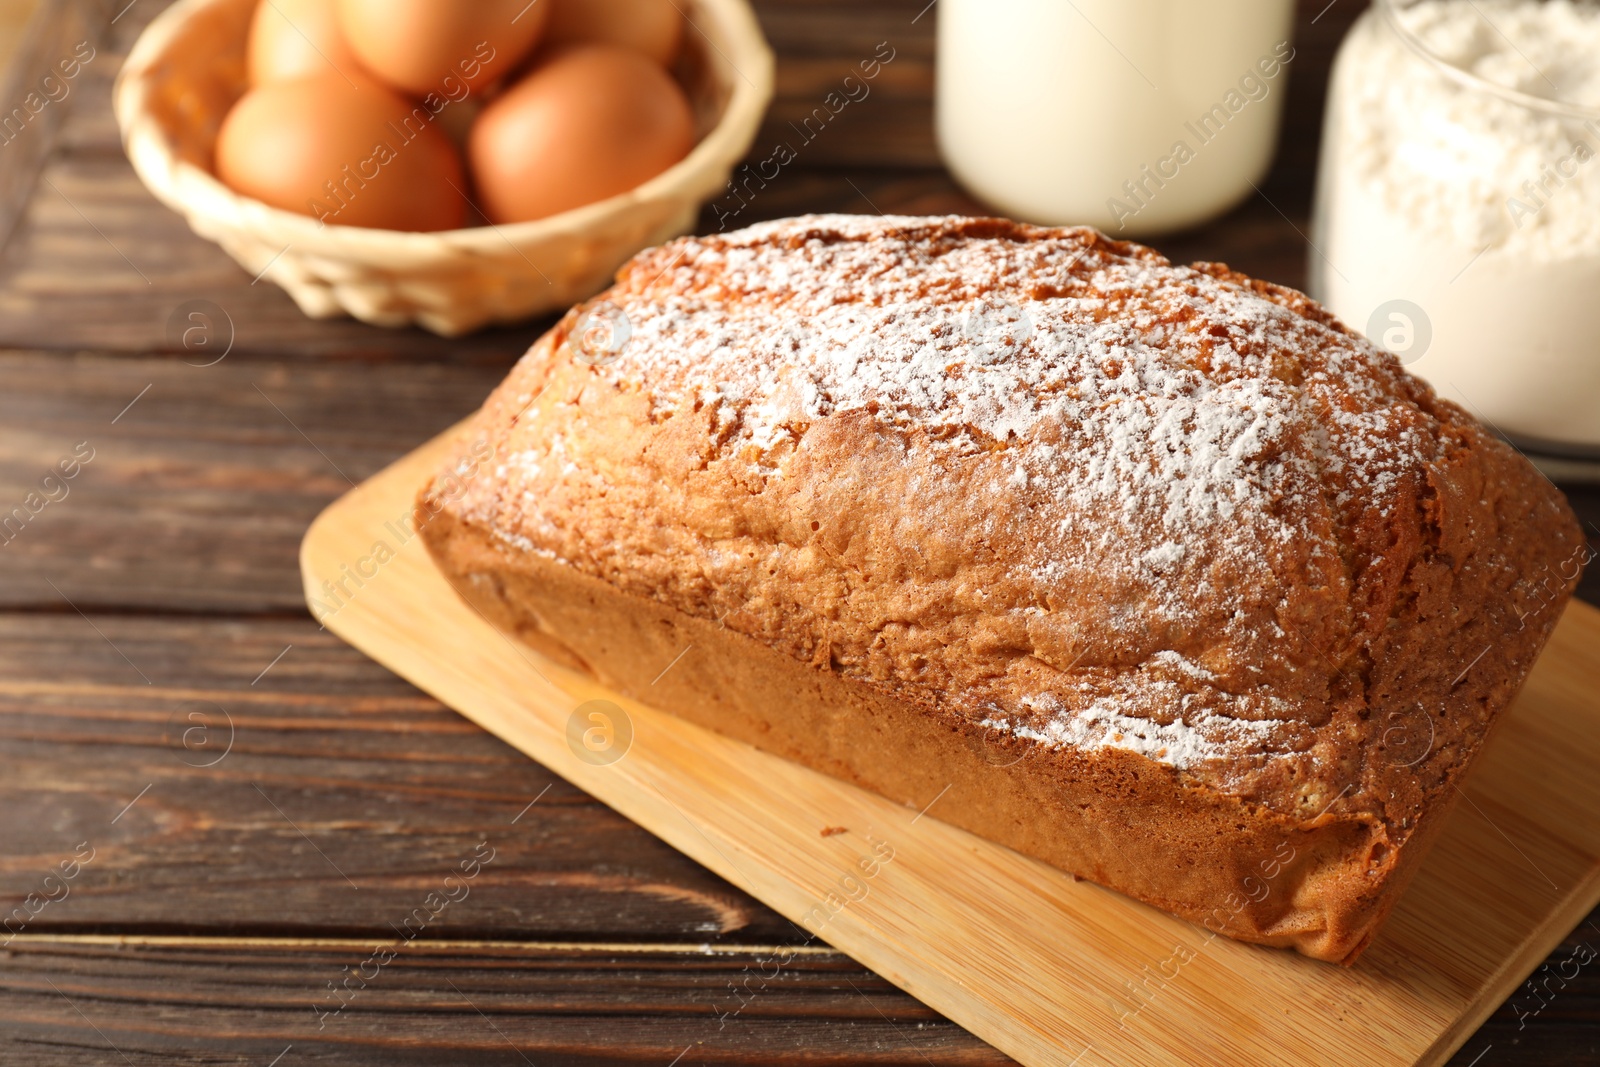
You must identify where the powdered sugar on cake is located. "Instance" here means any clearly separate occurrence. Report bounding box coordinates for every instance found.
[470,215,1452,781]
[983,697,1287,772]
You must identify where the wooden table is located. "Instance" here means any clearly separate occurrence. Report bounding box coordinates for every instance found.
[2,1,1597,1063]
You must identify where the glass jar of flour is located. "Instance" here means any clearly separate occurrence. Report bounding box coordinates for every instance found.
[1312,0,1600,451]
[935,0,1296,237]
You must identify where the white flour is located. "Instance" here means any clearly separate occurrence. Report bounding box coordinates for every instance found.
[1337,0,1600,255]
[1313,0,1600,444]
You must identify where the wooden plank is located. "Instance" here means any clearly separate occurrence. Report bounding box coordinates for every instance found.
[301,423,1600,1067]
[0,0,108,250]
[0,613,823,942]
[0,350,503,611]
[0,935,1007,1066]
[2,930,1597,1066]
[1457,926,1600,1066]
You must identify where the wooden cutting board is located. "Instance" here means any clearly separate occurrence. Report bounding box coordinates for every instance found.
[302,422,1600,1067]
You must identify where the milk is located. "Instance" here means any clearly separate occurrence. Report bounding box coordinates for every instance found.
[935,0,1296,236]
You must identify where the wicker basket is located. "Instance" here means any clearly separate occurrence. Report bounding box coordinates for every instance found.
[113,0,773,335]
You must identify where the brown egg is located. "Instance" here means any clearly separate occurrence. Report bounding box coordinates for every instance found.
[468,45,695,224]
[335,0,549,98]
[247,0,361,86]
[215,72,467,231]
[542,0,682,67]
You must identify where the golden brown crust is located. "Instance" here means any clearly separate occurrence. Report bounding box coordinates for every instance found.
[418,215,1585,961]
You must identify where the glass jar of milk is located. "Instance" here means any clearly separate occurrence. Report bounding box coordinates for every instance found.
[935,0,1297,237]
[1312,0,1600,452]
